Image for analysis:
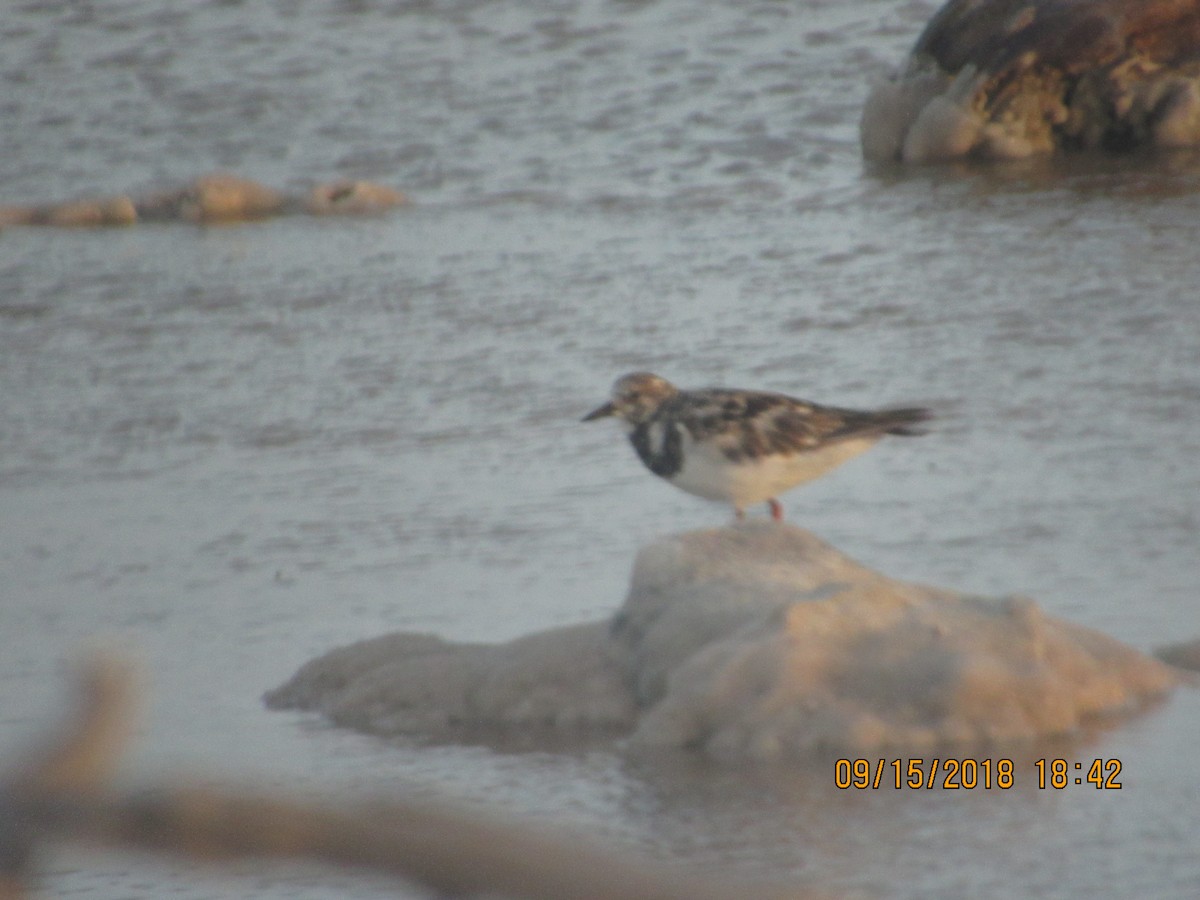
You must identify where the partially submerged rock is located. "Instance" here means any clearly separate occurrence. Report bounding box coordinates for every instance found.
[136,173,287,223]
[268,524,1179,761]
[304,179,410,216]
[0,195,138,228]
[267,625,635,740]
[862,0,1200,162]
[0,172,408,227]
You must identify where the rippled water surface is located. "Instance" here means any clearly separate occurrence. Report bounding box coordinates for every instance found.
[4,1,1200,898]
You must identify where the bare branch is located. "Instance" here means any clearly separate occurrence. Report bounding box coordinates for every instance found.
[0,657,825,899]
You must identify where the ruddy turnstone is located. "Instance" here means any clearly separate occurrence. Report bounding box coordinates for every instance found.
[583,372,931,520]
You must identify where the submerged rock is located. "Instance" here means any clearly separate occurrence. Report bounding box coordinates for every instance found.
[267,625,635,739]
[267,524,1178,761]
[0,172,409,227]
[304,179,410,215]
[136,173,287,222]
[0,195,138,228]
[861,0,1200,162]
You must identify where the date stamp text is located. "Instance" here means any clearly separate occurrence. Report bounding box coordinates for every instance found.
[834,758,1123,790]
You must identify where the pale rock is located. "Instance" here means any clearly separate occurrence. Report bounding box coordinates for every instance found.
[267,524,1180,761]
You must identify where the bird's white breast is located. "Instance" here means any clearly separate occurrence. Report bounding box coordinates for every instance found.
[668,433,879,506]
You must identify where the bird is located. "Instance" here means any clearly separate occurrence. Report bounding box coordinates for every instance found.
[582,372,932,521]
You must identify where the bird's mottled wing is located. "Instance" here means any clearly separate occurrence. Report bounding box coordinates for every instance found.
[668,390,849,463]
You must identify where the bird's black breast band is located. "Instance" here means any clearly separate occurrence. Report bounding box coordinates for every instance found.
[629,421,683,478]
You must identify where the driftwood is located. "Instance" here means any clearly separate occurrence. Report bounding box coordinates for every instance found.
[0,656,816,900]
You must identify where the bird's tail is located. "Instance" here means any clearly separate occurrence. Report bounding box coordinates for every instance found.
[878,407,934,436]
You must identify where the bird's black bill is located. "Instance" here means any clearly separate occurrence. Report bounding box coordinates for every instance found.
[582,401,615,422]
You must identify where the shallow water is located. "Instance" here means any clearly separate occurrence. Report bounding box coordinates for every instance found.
[3,1,1200,897]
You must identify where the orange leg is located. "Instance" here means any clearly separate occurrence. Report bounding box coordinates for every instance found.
[768,498,783,521]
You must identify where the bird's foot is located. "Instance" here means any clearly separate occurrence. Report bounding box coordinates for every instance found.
[768,499,783,521]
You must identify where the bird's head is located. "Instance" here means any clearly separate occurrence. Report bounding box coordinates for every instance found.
[582,372,678,428]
